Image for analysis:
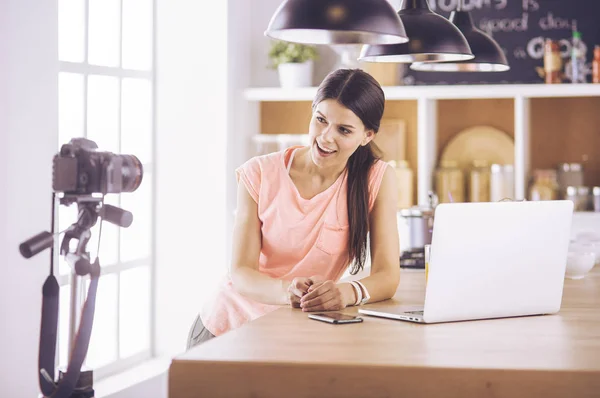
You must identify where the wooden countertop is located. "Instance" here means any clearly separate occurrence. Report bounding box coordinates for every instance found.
[169,267,600,398]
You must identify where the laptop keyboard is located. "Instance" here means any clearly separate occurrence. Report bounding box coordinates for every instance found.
[405,310,424,315]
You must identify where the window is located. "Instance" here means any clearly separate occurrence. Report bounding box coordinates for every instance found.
[57,0,155,379]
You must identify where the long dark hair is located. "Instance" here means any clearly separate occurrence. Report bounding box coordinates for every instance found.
[312,69,385,274]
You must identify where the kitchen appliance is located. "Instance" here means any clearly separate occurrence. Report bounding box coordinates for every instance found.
[398,192,437,269]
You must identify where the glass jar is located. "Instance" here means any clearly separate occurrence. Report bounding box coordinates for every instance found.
[529,169,559,201]
[435,160,464,203]
[593,187,600,212]
[390,160,413,210]
[468,160,491,202]
[251,134,280,156]
[566,186,591,211]
[490,164,515,202]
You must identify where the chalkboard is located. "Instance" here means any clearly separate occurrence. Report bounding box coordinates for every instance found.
[403,0,600,85]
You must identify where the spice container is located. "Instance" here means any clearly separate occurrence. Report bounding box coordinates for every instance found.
[529,169,559,201]
[468,160,491,202]
[435,160,464,203]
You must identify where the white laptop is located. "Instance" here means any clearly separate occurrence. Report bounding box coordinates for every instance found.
[359,200,574,324]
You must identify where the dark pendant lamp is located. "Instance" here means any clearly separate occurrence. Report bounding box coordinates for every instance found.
[264,0,409,45]
[358,0,474,63]
[410,1,510,72]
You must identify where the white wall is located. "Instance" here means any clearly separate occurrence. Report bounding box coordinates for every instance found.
[154,0,229,358]
[226,0,259,264]
[0,0,58,396]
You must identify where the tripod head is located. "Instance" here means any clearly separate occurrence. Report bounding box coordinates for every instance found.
[20,194,132,262]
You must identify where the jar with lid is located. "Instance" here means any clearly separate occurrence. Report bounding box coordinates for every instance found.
[435,160,464,203]
[557,163,584,198]
[468,160,490,202]
[529,169,559,201]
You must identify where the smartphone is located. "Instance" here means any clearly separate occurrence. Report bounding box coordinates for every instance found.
[308,312,363,324]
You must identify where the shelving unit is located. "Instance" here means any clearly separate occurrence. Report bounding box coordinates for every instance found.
[244,84,600,206]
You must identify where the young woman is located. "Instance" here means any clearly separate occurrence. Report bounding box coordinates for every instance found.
[187,68,400,349]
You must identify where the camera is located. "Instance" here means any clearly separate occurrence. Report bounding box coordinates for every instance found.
[53,137,143,195]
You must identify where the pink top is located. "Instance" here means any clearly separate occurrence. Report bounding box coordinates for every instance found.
[201,146,389,336]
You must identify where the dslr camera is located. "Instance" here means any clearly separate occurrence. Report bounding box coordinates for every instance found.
[53,138,143,195]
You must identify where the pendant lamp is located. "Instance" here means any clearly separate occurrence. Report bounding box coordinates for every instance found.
[358,0,474,63]
[410,1,509,72]
[265,0,409,45]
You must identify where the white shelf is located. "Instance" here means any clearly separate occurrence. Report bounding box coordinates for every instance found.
[244,83,600,206]
[245,84,600,101]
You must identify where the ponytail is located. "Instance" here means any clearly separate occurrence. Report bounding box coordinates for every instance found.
[346,143,378,274]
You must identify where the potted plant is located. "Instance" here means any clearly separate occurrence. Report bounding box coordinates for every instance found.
[268,41,318,88]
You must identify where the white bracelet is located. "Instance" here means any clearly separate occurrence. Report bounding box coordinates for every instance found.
[354,280,371,305]
[348,281,362,306]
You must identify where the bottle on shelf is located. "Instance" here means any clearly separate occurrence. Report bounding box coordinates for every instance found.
[569,21,587,84]
[593,45,600,84]
[538,39,562,84]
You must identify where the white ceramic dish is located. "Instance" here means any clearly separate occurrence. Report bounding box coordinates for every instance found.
[565,251,595,279]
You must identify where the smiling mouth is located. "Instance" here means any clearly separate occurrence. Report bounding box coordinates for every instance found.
[316,141,336,155]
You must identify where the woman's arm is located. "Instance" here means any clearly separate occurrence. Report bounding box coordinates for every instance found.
[229,181,307,306]
[300,165,401,311]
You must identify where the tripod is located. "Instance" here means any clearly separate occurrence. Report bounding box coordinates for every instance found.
[20,193,132,398]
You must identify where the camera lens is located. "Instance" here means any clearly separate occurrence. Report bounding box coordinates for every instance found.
[118,155,143,192]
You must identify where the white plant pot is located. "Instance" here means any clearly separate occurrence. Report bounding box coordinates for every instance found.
[277,61,313,88]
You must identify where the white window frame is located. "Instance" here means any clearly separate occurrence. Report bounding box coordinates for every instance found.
[56,0,156,381]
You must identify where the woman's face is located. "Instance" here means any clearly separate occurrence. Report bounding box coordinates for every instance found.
[308,99,374,170]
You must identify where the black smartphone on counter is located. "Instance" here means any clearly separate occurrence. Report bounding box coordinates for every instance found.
[308,312,363,324]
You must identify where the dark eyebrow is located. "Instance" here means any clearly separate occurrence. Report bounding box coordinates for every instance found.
[316,111,355,129]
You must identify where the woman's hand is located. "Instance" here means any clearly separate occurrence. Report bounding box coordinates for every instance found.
[286,277,312,307]
[299,279,354,312]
